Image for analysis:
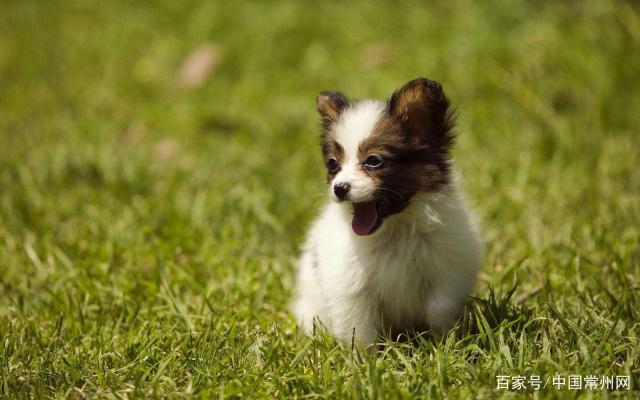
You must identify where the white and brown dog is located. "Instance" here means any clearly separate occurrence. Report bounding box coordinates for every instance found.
[292,78,483,347]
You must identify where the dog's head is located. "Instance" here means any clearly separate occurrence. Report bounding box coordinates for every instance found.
[317,78,455,236]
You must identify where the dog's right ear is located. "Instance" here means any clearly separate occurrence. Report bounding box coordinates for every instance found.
[388,78,454,151]
[317,91,349,128]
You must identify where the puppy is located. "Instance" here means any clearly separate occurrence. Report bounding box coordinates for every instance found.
[292,78,483,347]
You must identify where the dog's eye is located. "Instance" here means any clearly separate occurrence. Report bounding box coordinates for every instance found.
[326,158,339,173]
[363,155,384,169]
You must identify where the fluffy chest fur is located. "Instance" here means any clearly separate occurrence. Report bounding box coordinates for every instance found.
[295,188,481,344]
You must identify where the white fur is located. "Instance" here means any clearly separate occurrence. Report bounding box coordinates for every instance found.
[292,101,483,347]
[329,101,385,202]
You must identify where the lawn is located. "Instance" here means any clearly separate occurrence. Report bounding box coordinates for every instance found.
[1,0,639,398]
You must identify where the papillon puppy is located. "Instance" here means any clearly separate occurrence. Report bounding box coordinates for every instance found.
[292,78,483,347]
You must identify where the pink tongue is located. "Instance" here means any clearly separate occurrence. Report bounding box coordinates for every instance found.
[352,202,378,236]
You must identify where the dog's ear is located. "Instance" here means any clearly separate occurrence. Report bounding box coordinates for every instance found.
[317,91,349,128]
[388,78,454,150]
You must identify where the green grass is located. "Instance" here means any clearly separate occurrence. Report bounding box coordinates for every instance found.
[1,0,639,398]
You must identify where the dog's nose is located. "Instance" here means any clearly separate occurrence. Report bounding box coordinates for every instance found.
[333,182,351,200]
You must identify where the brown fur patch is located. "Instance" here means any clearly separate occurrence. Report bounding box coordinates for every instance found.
[316,91,350,182]
[356,78,456,222]
[320,138,344,183]
[388,78,456,156]
[316,91,349,129]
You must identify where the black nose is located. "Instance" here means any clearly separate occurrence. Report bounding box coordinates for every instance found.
[333,182,350,200]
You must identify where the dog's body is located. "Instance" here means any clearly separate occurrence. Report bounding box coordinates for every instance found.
[292,79,482,347]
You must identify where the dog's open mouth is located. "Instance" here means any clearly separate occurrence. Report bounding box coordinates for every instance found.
[352,201,380,236]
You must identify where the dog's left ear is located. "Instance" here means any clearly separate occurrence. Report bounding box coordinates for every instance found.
[388,78,454,150]
[317,91,349,129]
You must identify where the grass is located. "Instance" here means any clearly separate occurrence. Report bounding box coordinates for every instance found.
[1,0,639,398]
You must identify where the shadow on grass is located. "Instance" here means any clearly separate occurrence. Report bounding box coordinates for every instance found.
[376,284,538,354]
[461,284,534,337]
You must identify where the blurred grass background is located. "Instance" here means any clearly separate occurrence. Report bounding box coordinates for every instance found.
[1,0,639,397]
